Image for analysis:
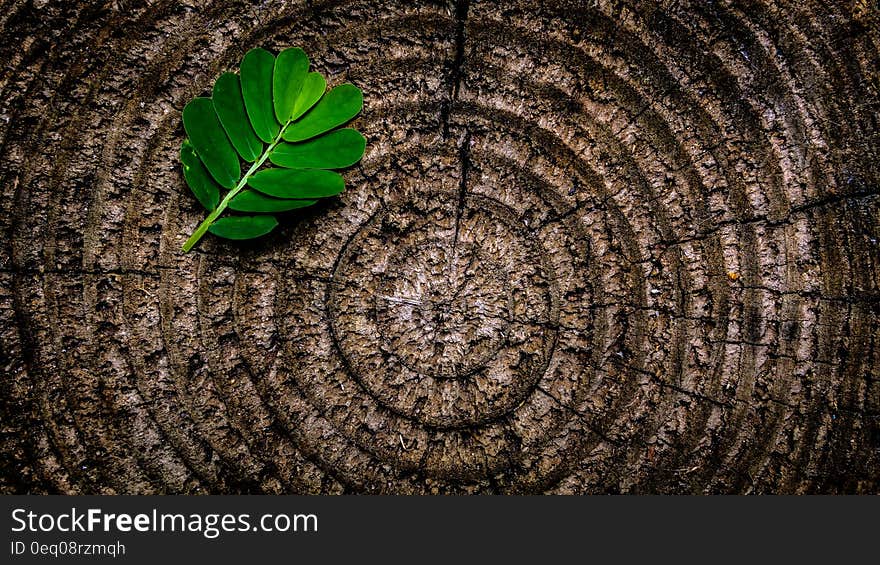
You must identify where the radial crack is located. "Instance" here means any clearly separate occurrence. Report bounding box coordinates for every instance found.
[440,0,470,137]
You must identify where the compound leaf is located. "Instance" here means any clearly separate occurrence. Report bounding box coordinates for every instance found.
[180,47,367,252]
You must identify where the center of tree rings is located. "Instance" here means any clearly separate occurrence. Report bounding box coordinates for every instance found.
[328,194,559,428]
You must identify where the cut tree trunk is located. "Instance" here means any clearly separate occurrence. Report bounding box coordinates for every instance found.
[0,0,878,494]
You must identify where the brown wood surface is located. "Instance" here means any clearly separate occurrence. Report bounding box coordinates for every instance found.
[0,0,878,494]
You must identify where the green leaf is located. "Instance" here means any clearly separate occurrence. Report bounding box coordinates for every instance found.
[291,72,326,121]
[213,72,263,162]
[270,128,366,169]
[240,48,280,143]
[180,139,220,210]
[180,47,367,253]
[229,190,318,212]
[282,83,363,142]
[182,97,240,188]
[208,215,279,240]
[248,168,345,198]
[273,47,309,123]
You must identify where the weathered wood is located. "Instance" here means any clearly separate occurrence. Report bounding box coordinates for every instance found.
[0,0,878,494]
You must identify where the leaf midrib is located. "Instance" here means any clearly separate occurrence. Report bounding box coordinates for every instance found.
[181,121,292,252]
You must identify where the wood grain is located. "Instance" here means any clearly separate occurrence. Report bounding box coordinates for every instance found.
[0,0,878,494]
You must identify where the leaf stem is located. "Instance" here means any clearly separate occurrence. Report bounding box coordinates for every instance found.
[181,124,290,252]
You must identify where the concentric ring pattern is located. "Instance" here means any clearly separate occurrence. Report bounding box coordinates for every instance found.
[1,0,878,494]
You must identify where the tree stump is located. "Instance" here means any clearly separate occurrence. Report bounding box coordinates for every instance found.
[1,0,878,494]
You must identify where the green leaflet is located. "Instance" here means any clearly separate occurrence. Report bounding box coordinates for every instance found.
[182,97,240,188]
[179,47,366,252]
[248,168,345,199]
[213,72,263,162]
[208,215,279,239]
[282,83,363,142]
[291,72,326,120]
[240,48,280,143]
[270,129,366,169]
[273,47,309,123]
[180,139,220,211]
[229,190,318,212]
